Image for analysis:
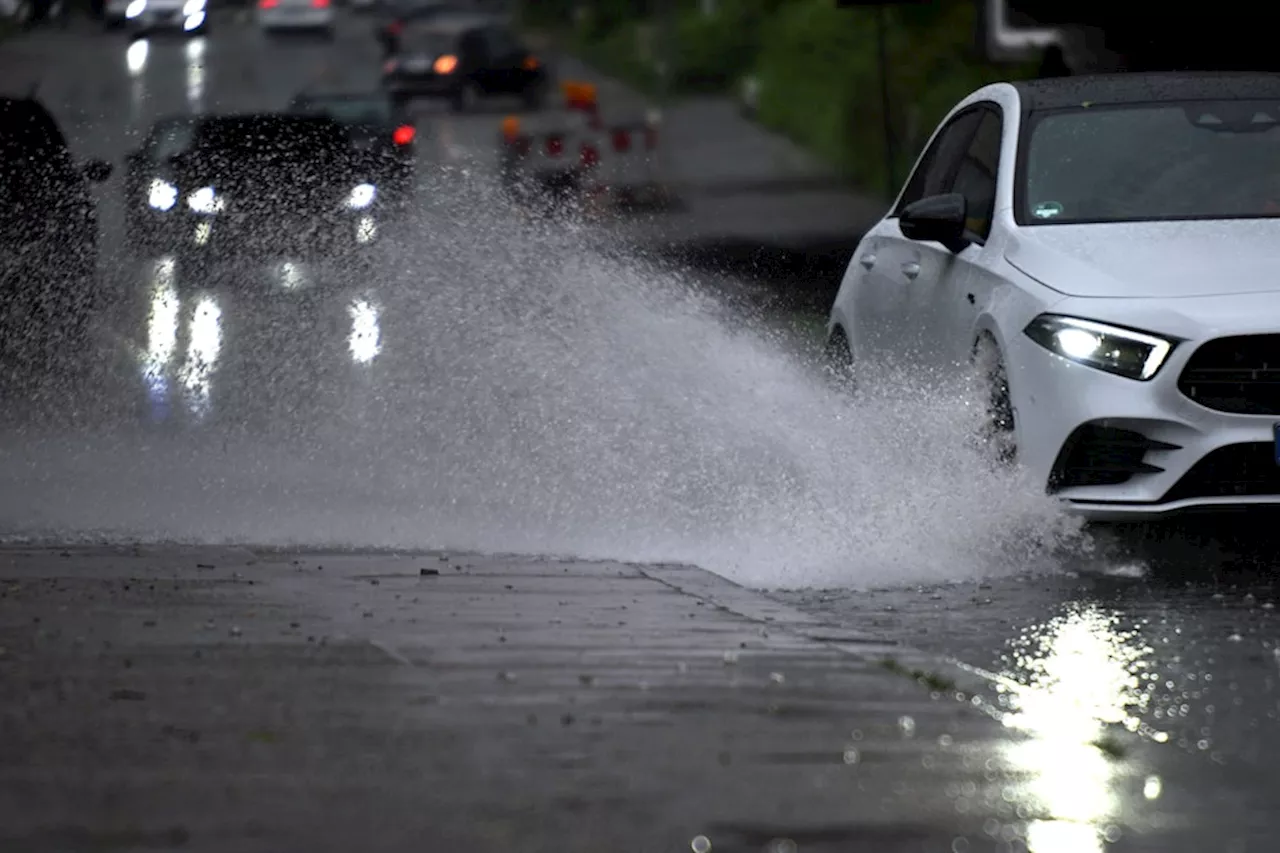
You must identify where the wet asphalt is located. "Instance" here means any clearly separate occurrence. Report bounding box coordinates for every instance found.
[2,10,1280,853]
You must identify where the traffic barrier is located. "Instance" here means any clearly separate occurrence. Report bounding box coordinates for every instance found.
[498,80,673,216]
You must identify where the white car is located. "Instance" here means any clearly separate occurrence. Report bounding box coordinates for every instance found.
[115,0,208,32]
[257,0,335,36]
[826,72,1280,521]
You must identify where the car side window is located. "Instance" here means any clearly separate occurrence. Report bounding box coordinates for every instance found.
[950,107,1002,241]
[894,109,982,216]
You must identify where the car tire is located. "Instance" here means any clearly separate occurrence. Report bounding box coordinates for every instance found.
[972,333,1017,467]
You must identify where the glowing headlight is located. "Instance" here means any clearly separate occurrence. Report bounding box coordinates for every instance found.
[346,183,377,210]
[125,0,146,17]
[1024,314,1176,381]
[148,179,178,211]
[187,186,224,214]
[182,0,203,13]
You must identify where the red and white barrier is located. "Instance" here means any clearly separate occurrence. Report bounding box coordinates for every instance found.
[498,82,672,214]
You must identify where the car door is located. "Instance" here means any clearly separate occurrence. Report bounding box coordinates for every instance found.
[908,105,1004,375]
[851,108,980,364]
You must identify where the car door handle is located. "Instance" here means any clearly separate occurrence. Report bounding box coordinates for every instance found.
[901,262,920,280]
[858,253,876,270]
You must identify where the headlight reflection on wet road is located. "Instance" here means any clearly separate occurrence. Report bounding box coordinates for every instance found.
[142,258,180,410]
[995,605,1161,852]
[348,299,380,364]
[178,295,222,418]
[126,39,149,76]
[185,37,205,111]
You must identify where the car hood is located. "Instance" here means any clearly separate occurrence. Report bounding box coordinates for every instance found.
[1004,219,1280,299]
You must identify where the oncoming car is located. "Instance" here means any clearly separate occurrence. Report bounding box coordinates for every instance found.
[123,113,378,266]
[110,0,208,33]
[825,72,1280,520]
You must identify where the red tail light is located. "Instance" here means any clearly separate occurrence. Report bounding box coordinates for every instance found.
[545,135,563,157]
[580,143,599,169]
[312,0,329,7]
[611,129,631,153]
[392,124,415,145]
[259,0,278,7]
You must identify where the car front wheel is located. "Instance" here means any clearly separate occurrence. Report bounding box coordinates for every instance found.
[972,333,1017,467]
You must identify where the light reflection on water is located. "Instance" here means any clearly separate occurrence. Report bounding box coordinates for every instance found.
[178,294,222,418]
[995,604,1161,852]
[348,298,381,364]
[185,37,205,111]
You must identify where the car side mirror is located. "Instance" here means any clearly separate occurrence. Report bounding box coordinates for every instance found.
[899,192,969,254]
[82,158,113,183]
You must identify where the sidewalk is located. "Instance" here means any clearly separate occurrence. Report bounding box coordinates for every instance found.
[0,546,1040,853]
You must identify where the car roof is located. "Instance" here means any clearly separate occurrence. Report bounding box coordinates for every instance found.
[412,11,501,36]
[1011,72,1280,111]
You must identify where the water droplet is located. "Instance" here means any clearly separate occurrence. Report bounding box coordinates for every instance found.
[898,715,916,736]
[690,835,712,853]
[1143,775,1162,799]
[842,748,859,765]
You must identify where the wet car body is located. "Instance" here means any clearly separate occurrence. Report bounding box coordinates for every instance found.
[373,0,467,57]
[381,13,550,112]
[0,95,112,363]
[826,71,1280,522]
[256,0,334,37]
[286,90,416,211]
[123,113,380,271]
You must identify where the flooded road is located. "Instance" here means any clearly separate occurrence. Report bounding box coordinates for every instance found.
[4,14,1280,853]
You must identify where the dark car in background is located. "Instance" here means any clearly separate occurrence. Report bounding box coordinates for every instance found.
[0,95,112,363]
[373,0,468,56]
[381,13,549,111]
[287,90,416,209]
[122,113,381,267]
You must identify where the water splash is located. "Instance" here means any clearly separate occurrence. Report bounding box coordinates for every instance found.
[0,170,1087,588]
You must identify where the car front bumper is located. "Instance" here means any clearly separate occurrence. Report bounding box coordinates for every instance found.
[1009,316,1280,521]
[130,208,383,260]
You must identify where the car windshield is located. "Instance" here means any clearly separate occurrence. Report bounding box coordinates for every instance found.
[293,96,393,125]
[192,116,349,161]
[1020,99,1280,224]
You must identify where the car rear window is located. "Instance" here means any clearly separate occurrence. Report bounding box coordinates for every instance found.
[402,28,458,54]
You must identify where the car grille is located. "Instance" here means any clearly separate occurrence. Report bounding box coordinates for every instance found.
[1161,442,1280,503]
[1178,334,1280,415]
[1047,423,1178,492]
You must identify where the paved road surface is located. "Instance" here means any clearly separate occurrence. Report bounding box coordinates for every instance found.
[2,13,1278,853]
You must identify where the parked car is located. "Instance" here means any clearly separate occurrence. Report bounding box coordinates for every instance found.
[0,95,112,362]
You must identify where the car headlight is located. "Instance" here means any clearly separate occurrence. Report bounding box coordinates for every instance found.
[125,0,145,17]
[1024,314,1175,381]
[187,186,224,214]
[148,178,177,211]
[346,183,376,210]
[182,0,203,13]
